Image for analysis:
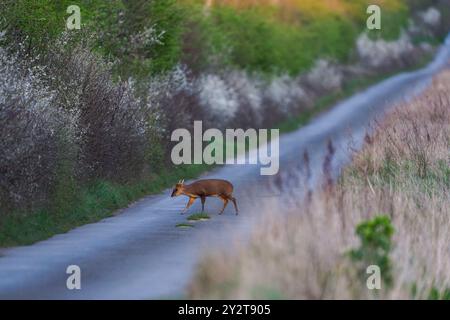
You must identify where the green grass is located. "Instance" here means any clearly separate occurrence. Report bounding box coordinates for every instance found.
[176,223,195,228]
[186,212,211,221]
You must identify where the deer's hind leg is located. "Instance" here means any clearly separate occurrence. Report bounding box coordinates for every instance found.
[218,195,229,215]
[229,196,238,215]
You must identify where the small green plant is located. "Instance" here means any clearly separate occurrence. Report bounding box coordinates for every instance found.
[428,287,450,300]
[176,223,195,228]
[411,283,450,300]
[187,213,210,221]
[349,215,395,288]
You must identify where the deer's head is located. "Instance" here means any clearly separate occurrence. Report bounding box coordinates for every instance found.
[171,179,185,197]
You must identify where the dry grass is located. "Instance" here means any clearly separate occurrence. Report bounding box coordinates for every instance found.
[188,70,450,299]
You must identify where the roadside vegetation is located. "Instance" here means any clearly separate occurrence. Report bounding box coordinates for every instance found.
[176,223,195,228]
[0,0,448,246]
[188,70,450,299]
[3,0,439,77]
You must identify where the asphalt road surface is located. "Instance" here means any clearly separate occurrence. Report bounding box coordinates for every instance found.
[0,34,449,299]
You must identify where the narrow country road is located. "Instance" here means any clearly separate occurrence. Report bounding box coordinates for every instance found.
[0,34,449,299]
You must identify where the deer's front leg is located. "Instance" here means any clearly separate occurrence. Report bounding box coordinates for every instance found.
[181,197,196,215]
[200,195,206,212]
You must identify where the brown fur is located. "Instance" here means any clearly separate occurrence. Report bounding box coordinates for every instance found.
[171,179,238,215]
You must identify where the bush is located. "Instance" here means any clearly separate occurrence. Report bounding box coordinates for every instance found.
[428,287,450,300]
[349,215,395,288]
[95,0,184,77]
[0,34,156,212]
[45,39,151,182]
[0,46,67,211]
[146,64,206,162]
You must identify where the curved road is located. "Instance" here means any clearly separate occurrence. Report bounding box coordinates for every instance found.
[0,34,449,299]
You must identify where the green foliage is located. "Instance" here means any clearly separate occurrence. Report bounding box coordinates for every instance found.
[0,0,183,76]
[191,6,358,75]
[176,223,195,228]
[411,282,450,300]
[179,1,413,75]
[0,0,105,51]
[367,5,409,40]
[146,0,184,74]
[1,0,413,77]
[1,0,66,50]
[95,0,184,77]
[428,287,450,300]
[349,215,395,288]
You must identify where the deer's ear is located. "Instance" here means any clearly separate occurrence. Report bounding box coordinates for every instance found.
[180,179,184,184]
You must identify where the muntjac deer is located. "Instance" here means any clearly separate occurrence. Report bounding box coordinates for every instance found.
[171,179,238,215]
